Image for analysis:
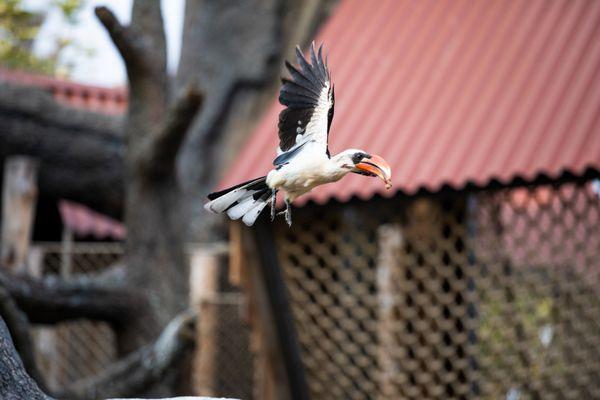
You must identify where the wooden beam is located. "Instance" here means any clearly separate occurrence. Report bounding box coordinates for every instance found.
[1,156,38,272]
[228,222,243,287]
[253,220,310,400]
[236,223,291,400]
[377,224,403,398]
[189,246,222,396]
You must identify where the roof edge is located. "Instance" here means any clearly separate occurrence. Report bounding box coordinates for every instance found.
[297,165,600,208]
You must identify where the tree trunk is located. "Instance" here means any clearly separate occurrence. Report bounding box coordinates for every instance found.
[0,316,53,400]
[0,304,196,400]
[94,1,196,356]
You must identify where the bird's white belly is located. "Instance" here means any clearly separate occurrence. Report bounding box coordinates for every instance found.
[266,157,343,202]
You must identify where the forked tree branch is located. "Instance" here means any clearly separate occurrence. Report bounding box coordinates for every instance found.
[57,310,196,400]
[95,2,166,87]
[136,85,204,178]
[94,7,139,69]
[0,310,195,400]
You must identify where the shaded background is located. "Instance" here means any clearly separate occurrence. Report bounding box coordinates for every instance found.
[0,1,599,399]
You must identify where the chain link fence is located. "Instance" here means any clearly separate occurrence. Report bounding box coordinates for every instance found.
[30,242,122,392]
[193,293,255,399]
[274,180,600,399]
[29,242,256,399]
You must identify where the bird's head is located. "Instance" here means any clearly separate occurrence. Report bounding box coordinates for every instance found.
[332,149,392,189]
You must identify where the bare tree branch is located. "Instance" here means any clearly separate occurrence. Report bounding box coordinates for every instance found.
[0,83,124,218]
[136,85,204,178]
[96,1,168,145]
[96,2,166,83]
[0,269,149,325]
[94,7,141,72]
[0,286,48,393]
[58,310,196,400]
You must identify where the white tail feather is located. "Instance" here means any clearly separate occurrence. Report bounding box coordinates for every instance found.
[242,200,269,226]
[204,177,270,225]
[205,187,250,213]
[226,196,258,220]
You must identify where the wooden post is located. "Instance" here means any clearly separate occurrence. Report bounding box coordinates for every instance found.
[61,227,74,277]
[228,222,243,287]
[26,245,44,277]
[377,224,403,399]
[190,244,225,396]
[1,156,38,272]
[236,223,293,400]
[252,221,309,400]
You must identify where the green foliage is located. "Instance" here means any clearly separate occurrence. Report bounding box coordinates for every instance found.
[0,0,85,75]
[476,265,599,399]
[55,0,81,22]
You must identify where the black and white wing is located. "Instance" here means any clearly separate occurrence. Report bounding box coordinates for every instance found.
[277,42,334,157]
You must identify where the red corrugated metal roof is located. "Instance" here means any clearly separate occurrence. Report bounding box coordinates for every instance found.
[220,0,600,205]
[0,68,127,115]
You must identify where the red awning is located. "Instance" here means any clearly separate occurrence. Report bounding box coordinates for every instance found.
[220,0,600,205]
[59,200,125,240]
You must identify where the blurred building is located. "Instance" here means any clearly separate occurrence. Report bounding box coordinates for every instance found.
[221,0,600,399]
[0,67,126,241]
[1,66,255,399]
[0,67,128,390]
[1,67,256,398]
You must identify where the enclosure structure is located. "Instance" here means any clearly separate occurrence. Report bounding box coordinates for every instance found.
[1,64,257,400]
[236,177,598,399]
[222,0,600,398]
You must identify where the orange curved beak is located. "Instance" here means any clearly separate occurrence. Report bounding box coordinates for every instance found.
[356,154,392,189]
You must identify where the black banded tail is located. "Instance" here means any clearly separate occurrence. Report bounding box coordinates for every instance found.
[204,176,271,226]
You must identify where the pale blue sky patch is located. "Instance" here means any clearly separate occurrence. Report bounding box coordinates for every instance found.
[24,0,184,86]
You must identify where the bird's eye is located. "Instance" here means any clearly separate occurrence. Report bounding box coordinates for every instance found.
[352,152,370,164]
[352,153,364,164]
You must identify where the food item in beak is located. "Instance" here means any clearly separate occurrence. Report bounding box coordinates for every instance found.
[356,154,392,189]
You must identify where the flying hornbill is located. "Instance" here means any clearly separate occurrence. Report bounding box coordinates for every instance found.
[204,42,392,227]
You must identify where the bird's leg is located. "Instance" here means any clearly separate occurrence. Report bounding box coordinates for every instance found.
[270,189,278,221]
[275,197,292,226]
[284,198,292,227]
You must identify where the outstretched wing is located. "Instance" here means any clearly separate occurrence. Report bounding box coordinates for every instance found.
[277,42,334,157]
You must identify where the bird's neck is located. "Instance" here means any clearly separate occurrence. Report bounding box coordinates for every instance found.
[323,156,352,181]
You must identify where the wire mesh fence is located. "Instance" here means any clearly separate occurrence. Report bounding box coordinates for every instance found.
[274,179,600,399]
[30,242,123,392]
[29,242,256,398]
[193,293,255,399]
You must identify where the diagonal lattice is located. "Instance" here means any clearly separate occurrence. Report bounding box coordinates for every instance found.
[31,243,122,392]
[275,180,600,399]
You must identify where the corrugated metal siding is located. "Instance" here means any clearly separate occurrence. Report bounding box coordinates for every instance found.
[221,0,600,205]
